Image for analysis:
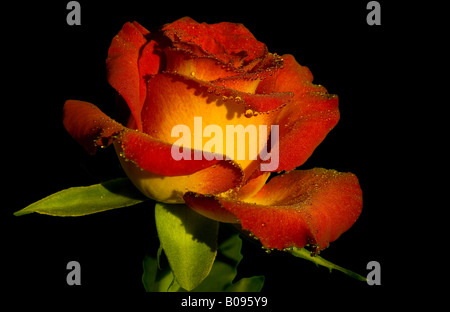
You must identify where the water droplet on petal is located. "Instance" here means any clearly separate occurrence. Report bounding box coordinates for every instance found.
[244,109,254,118]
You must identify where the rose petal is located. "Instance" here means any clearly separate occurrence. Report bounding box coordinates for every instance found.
[163,48,284,94]
[131,21,150,36]
[184,168,362,251]
[256,54,340,172]
[63,100,226,177]
[245,52,285,76]
[142,72,289,134]
[117,130,225,176]
[63,100,124,154]
[141,72,284,179]
[183,194,238,223]
[120,156,243,204]
[274,92,339,172]
[211,75,261,93]
[142,71,280,140]
[164,47,243,82]
[138,40,162,104]
[256,54,317,95]
[162,17,267,66]
[106,22,159,131]
[235,171,271,199]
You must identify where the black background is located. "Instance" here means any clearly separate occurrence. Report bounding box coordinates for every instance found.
[3,0,413,303]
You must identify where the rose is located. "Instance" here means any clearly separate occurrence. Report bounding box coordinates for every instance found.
[63,17,362,251]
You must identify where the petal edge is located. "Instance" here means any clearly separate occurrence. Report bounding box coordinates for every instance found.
[63,100,124,154]
[185,168,362,251]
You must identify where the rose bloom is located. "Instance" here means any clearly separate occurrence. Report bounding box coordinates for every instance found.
[63,17,362,252]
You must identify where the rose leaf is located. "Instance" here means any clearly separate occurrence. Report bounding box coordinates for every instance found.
[14,178,149,217]
[192,233,265,292]
[142,232,265,292]
[154,202,219,291]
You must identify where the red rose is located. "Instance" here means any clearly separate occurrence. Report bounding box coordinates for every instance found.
[63,17,362,251]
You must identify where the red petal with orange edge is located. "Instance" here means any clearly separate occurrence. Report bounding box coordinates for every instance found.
[106,22,157,131]
[184,194,239,223]
[164,47,243,81]
[141,72,280,141]
[63,100,124,154]
[256,54,340,172]
[256,54,316,96]
[185,168,362,251]
[131,21,150,36]
[138,40,162,105]
[142,72,291,136]
[184,160,243,196]
[117,130,226,177]
[162,17,267,66]
[63,100,227,177]
[271,91,339,173]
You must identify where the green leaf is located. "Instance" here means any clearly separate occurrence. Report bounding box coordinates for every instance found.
[193,234,264,292]
[142,232,265,292]
[290,247,367,282]
[226,276,265,292]
[154,202,219,291]
[14,178,149,217]
[142,255,178,292]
